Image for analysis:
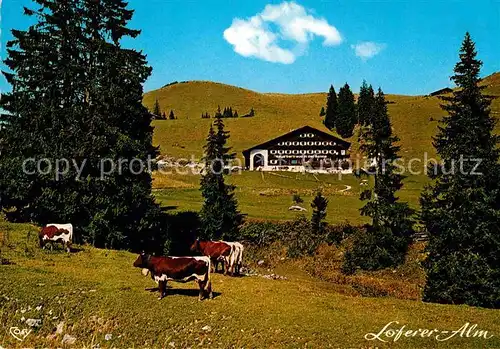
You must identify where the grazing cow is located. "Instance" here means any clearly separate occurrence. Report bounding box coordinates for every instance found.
[133,253,213,301]
[190,240,231,275]
[39,223,73,252]
[219,241,245,275]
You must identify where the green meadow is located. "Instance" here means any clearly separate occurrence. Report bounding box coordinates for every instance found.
[1,220,500,348]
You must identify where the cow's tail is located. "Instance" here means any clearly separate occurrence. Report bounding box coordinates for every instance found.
[205,257,212,291]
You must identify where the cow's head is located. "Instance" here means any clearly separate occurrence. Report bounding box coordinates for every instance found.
[133,252,151,269]
[190,239,200,252]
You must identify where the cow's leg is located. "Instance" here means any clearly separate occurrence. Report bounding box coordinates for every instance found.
[197,280,204,301]
[158,280,167,300]
[223,258,229,276]
[207,279,213,299]
[210,258,217,273]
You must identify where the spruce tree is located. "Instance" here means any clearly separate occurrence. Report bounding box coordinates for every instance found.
[311,190,328,235]
[169,110,175,120]
[199,114,243,240]
[319,106,326,117]
[324,85,337,130]
[153,98,161,116]
[421,33,500,308]
[336,83,357,138]
[343,88,414,273]
[215,105,222,118]
[358,81,376,126]
[0,0,164,250]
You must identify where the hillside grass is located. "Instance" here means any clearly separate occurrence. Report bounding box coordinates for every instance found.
[152,171,428,224]
[1,219,500,348]
[145,73,500,162]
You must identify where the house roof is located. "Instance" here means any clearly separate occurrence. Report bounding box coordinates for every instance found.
[429,87,453,96]
[242,125,351,155]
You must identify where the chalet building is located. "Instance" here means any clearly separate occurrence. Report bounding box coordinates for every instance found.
[242,126,351,173]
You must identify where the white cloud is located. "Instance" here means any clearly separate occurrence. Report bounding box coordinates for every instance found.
[223,2,342,64]
[351,42,386,60]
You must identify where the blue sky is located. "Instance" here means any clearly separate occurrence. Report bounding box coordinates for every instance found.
[1,0,499,95]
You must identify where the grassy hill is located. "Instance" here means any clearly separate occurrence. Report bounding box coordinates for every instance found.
[2,220,500,348]
[144,73,500,161]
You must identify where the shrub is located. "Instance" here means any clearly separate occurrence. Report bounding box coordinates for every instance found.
[342,225,412,275]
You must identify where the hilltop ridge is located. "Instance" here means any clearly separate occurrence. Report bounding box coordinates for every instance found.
[144,73,500,160]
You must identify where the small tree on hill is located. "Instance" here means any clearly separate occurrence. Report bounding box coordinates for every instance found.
[324,85,337,130]
[336,83,357,138]
[153,98,161,116]
[234,110,239,118]
[311,191,328,235]
[162,112,167,120]
[319,106,326,117]
[358,81,376,126]
[421,33,500,308]
[215,105,222,118]
[343,88,414,274]
[169,110,175,120]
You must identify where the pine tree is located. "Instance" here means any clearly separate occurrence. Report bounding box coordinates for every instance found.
[311,191,328,235]
[324,85,337,130]
[420,33,500,308]
[336,83,357,138]
[358,81,376,126]
[215,105,222,118]
[319,106,326,117]
[0,0,164,250]
[234,110,239,118]
[169,110,175,120]
[153,99,161,116]
[343,88,414,273]
[162,112,167,120]
[199,114,243,240]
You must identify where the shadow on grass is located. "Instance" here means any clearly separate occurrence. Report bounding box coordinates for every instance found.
[144,287,221,299]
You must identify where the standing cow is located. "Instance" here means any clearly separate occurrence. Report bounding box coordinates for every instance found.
[133,253,213,301]
[190,240,231,275]
[38,223,73,252]
[219,241,245,275]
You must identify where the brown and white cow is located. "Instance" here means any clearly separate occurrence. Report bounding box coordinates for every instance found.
[39,223,73,252]
[220,241,244,275]
[190,240,232,275]
[133,253,213,301]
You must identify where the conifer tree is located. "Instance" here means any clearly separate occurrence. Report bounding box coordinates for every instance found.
[421,33,500,308]
[324,85,337,130]
[343,88,414,273]
[336,83,357,138]
[162,112,167,120]
[153,99,161,116]
[0,0,164,250]
[215,105,222,118]
[358,81,376,126]
[199,114,243,240]
[234,110,239,118]
[319,106,326,117]
[169,110,175,120]
[311,190,328,235]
